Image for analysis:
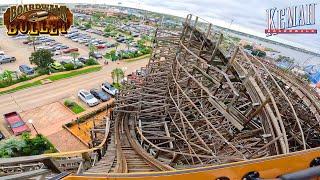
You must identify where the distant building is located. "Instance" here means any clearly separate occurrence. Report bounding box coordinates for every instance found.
[239,40,266,51]
[0,5,9,17]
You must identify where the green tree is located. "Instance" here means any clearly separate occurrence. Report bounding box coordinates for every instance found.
[29,49,54,73]
[86,58,98,66]
[104,24,115,32]
[111,68,124,84]
[244,44,253,50]
[92,12,104,22]
[104,50,118,61]
[251,49,266,57]
[88,44,97,57]
[0,137,25,157]
[137,39,146,47]
[0,133,56,158]
[27,35,36,52]
[70,52,80,66]
[73,18,80,26]
[84,22,92,29]
[0,70,13,85]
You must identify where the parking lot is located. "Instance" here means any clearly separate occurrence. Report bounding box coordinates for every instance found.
[0,26,150,150]
[0,58,149,139]
[0,25,141,74]
[0,28,34,72]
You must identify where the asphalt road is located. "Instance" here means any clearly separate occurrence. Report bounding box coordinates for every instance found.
[0,58,148,115]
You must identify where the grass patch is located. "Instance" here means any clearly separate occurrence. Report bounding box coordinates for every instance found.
[0,81,42,95]
[70,103,85,114]
[123,54,151,63]
[0,66,102,96]
[48,66,102,81]
[64,100,85,114]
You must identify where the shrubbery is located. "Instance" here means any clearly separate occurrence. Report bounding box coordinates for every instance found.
[0,71,35,88]
[37,67,50,75]
[0,133,56,158]
[86,58,99,66]
[64,99,85,114]
[63,63,75,71]
[64,99,76,107]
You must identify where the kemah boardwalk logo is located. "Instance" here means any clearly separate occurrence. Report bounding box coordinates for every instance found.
[3,4,73,36]
[265,3,317,36]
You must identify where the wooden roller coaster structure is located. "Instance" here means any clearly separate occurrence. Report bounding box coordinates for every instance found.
[1,14,320,179]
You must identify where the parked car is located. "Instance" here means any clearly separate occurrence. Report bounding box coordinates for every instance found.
[96,44,106,49]
[132,32,139,37]
[78,89,100,107]
[59,45,69,50]
[63,48,78,53]
[23,40,31,44]
[127,72,143,85]
[90,52,102,59]
[19,64,34,75]
[0,131,5,140]
[60,59,84,67]
[53,50,62,56]
[4,112,30,136]
[0,56,16,64]
[50,62,64,70]
[78,56,89,63]
[101,82,118,96]
[90,88,111,102]
[78,38,88,44]
[116,37,125,42]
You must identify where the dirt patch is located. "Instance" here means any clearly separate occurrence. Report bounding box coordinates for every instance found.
[68,110,109,144]
[20,102,77,137]
[47,129,88,152]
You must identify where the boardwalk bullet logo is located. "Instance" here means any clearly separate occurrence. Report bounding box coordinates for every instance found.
[3,4,73,36]
[265,3,317,36]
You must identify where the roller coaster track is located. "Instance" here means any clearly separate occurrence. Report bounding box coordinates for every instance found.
[0,14,320,179]
[113,112,173,173]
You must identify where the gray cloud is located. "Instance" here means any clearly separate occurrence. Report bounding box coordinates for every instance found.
[1,0,319,52]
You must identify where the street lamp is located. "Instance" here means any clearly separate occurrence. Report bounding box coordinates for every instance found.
[28,119,39,135]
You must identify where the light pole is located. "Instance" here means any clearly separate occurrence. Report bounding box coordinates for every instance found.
[28,119,39,135]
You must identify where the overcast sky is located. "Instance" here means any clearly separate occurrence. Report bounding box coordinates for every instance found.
[1,0,320,53]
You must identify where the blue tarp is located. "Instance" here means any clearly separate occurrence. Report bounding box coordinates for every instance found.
[309,71,320,84]
[304,65,320,84]
[276,61,292,69]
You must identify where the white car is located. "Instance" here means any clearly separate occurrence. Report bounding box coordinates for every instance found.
[78,89,100,107]
[101,82,119,96]
[53,50,62,56]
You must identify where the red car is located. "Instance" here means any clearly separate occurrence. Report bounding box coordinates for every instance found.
[23,40,31,44]
[95,44,106,49]
[63,48,79,53]
[4,112,30,136]
[127,72,143,85]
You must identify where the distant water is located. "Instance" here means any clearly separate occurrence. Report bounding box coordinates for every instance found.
[231,33,319,66]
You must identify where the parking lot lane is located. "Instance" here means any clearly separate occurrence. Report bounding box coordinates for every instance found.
[0,28,34,72]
